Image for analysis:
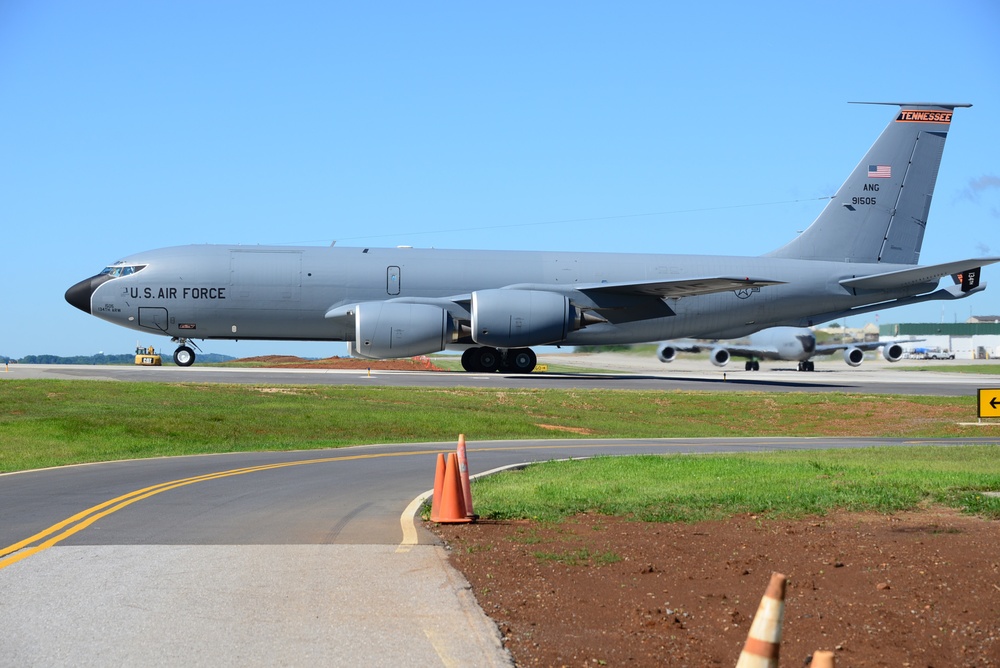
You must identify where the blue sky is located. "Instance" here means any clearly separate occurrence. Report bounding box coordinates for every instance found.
[2,2,998,359]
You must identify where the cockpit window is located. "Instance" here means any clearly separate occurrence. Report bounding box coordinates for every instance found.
[99,263,147,278]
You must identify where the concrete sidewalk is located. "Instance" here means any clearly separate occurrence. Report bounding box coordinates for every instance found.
[1,543,513,667]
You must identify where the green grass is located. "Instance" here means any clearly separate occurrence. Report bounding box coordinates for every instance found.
[533,547,623,566]
[4,380,1000,525]
[470,448,1000,522]
[902,364,1000,374]
[0,379,991,472]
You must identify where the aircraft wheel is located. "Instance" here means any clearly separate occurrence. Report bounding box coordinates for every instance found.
[508,348,537,373]
[475,347,501,373]
[745,361,752,371]
[752,361,760,371]
[806,361,815,372]
[173,346,196,367]
[461,348,480,372]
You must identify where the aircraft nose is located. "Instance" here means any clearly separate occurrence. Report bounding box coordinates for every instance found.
[65,275,112,314]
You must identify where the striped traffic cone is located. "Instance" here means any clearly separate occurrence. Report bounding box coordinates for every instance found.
[809,650,835,667]
[429,453,446,522]
[735,572,787,668]
[430,452,472,523]
[456,434,477,519]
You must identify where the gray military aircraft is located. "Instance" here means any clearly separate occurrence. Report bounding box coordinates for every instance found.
[656,326,911,372]
[66,102,996,371]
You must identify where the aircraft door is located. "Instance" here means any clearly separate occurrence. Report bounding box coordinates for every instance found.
[387,266,401,295]
[139,307,169,332]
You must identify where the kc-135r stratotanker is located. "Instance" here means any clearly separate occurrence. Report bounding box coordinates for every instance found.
[67,102,997,371]
[655,326,919,372]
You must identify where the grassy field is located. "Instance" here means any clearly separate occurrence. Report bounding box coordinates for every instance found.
[4,379,999,522]
[469,447,1000,521]
[0,379,992,473]
[902,364,1000,374]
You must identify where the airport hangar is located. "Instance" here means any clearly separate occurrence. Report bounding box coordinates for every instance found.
[878,319,1000,359]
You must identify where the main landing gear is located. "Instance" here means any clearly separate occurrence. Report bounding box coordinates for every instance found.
[797,360,815,372]
[744,361,761,371]
[460,346,537,373]
[171,337,200,367]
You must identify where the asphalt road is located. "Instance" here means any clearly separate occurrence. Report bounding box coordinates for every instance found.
[3,356,997,665]
[4,436,999,666]
[5,354,995,396]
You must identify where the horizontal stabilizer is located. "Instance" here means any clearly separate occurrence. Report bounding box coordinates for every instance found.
[839,258,1000,291]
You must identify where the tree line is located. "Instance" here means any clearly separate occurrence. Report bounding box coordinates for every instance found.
[2,353,235,365]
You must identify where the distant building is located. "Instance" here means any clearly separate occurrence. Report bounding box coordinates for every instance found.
[879,322,1000,359]
[816,324,877,344]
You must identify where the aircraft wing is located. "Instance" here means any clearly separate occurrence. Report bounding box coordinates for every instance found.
[577,276,783,324]
[814,341,888,356]
[657,340,709,355]
[813,338,923,357]
[714,344,784,360]
[327,277,785,327]
[840,258,1000,291]
[656,339,785,363]
[579,276,783,299]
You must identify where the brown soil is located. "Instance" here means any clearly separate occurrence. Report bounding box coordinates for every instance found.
[432,509,1000,667]
[233,355,443,370]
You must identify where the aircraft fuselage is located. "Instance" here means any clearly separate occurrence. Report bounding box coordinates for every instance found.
[70,244,930,345]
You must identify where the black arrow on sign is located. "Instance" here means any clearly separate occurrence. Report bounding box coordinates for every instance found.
[992,397,999,410]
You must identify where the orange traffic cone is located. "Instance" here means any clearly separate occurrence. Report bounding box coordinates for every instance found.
[809,650,835,667]
[430,453,446,521]
[456,434,476,519]
[430,452,472,523]
[736,572,787,668]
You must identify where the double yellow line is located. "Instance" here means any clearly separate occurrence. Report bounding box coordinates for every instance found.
[0,449,440,571]
[2,440,680,571]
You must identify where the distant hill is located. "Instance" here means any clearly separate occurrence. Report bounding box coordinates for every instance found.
[3,352,236,365]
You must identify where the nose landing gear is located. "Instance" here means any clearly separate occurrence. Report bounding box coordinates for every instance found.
[170,338,201,367]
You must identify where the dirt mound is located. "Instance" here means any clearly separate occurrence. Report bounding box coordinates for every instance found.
[433,508,1000,667]
[232,355,443,371]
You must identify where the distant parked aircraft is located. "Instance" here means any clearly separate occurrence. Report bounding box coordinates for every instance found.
[66,102,995,371]
[656,326,908,371]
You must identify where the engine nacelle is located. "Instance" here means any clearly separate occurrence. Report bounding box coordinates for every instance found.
[353,302,452,359]
[471,289,579,348]
[656,344,677,363]
[881,343,904,363]
[710,347,731,367]
[843,347,864,367]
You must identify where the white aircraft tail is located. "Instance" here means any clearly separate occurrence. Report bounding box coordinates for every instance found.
[767,102,971,265]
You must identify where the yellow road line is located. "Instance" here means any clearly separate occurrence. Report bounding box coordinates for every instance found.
[0,450,440,571]
[1,440,698,570]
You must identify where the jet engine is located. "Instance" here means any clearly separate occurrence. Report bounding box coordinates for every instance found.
[710,347,731,367]
[843,347,865,367]
[656,344,677,363]
[352,301,454,359]
[471,289,591,348]
[881,343,904,363]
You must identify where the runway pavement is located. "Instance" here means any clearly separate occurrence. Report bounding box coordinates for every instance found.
[4,353,994,396]
[3,436,998,665]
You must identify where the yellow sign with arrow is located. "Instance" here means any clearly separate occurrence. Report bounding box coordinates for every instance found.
[977,389,1000,418]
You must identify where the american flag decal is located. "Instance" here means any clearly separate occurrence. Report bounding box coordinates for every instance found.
[868,164,891,178]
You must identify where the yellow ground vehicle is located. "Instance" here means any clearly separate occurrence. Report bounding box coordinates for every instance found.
[134,345,162,366]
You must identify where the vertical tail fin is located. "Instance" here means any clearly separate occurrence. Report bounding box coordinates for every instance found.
[766,102,970,264]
